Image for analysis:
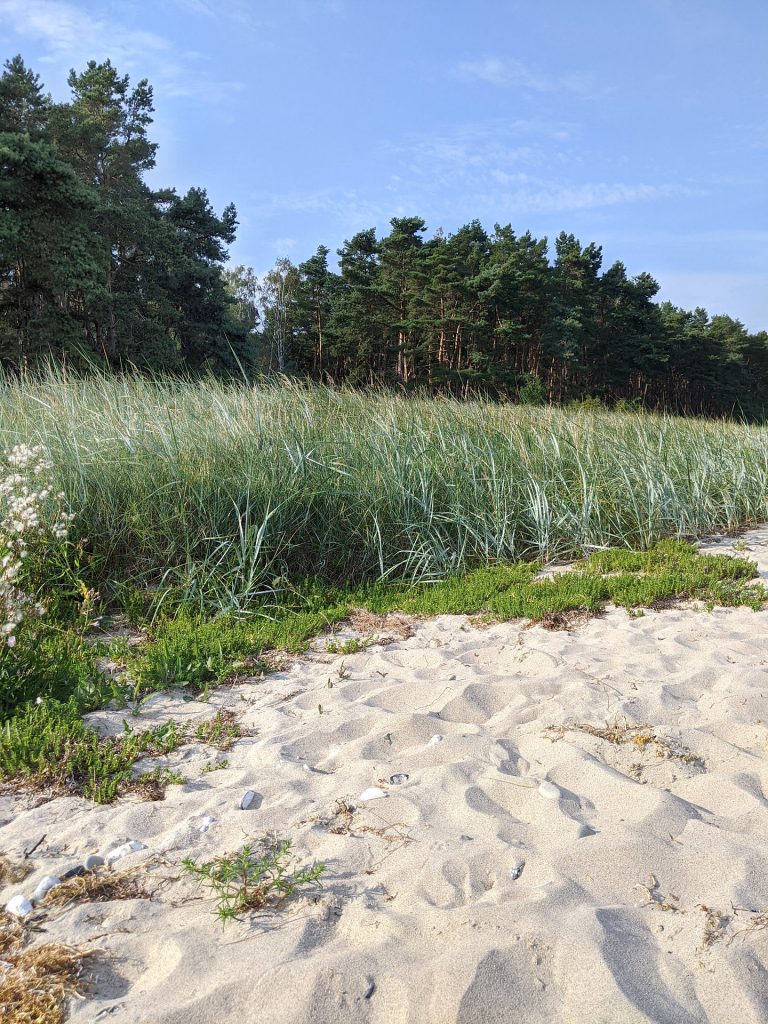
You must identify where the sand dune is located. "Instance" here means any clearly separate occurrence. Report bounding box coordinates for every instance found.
[3,531,768,1022]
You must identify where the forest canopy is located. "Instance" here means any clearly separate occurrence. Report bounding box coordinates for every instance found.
[1,55,767,418]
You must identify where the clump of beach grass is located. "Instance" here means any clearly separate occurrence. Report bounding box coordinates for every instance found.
[3,373,768,617]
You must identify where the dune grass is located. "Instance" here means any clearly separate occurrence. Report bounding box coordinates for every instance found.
[2,372,768,615]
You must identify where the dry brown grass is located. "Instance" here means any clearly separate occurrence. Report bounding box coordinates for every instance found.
[40,869,148,911]
[698,904,730,948]
[547,720,703,766]
[539,608,595,631]
[346,608,414,642]
[0,913,95,1024]
[0,855,32,886]
[635,874,682,913]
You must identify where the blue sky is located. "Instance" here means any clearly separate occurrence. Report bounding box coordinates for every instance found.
[2,0,766,329]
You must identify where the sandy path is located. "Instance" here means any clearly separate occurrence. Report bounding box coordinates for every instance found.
[3,531,768,1023]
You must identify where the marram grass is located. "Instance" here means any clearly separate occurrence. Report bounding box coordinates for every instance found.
[3,372,768,612]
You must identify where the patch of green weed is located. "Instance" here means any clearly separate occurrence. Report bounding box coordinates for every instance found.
[182,839,325,923]
[194,710,242,751]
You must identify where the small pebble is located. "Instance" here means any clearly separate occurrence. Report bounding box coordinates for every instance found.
[61,865,86,880]
[198,816,215,833]
[460,834,474,842]
[84,854,105,871]
[509,862,525,881]
[538,780,561,801]
[105,840,147,865]
[239,790,256,810]
[5,895,33,918]
[31,875,60,902]
[359,787,389,801]
[428,734,444,745]
[389,773,409,785]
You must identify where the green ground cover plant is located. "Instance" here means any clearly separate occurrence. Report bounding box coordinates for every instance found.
[107,538,763,706]
[182,839,326,923]
[0,703,241,803]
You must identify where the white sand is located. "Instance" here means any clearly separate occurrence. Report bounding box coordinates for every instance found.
[3,531,768,1023]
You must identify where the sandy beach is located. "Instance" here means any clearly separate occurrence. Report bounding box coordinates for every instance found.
[3,530,768,1023]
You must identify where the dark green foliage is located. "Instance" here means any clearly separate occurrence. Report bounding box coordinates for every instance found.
[1,53,765,409]
[0,55,243,373]
[0,620,106,720]
[256,218,767,417]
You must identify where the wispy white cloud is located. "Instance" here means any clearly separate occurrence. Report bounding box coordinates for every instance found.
[456,55,595,95]
[0,0,243,102]
[495,181,690,215]
[384,123,690,219]
[250,188,388,229]
[457,56,554,92]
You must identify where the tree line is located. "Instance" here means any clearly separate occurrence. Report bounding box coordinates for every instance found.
[248,225,768,417]
[2,56,767,417]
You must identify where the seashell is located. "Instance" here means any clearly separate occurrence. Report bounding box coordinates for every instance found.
[105,840,147,865]
[509,861,525,881]
[537,780,561,800]
[5,894,33,917]
[389,773,409,785]
[31,875,60,902]
[428,734,444,745]
[198,815,215,832]
[359,787,388,801]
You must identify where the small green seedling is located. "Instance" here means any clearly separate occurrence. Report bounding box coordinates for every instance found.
[182,838,325,923]
[194,710,242,750]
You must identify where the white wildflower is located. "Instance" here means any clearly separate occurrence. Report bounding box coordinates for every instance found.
[1,444,72,653]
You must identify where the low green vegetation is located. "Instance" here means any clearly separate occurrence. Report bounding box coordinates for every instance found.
[182,839,326,923]
[99,537,763,707]
[0,703,243,804]
[0,701,184,803]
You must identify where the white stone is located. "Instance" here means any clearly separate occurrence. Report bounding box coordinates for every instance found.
[428,734,444,745]
[198,815,215,832]
[105,840,147,865]
[359,787,389,801]
[538,780,561,800]
[5,894,33,917]
[239,790,256,810]
[84,854,105,870]
[31,875,60,902]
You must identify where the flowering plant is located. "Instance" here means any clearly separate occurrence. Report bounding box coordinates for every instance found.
[0,444,73,649]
